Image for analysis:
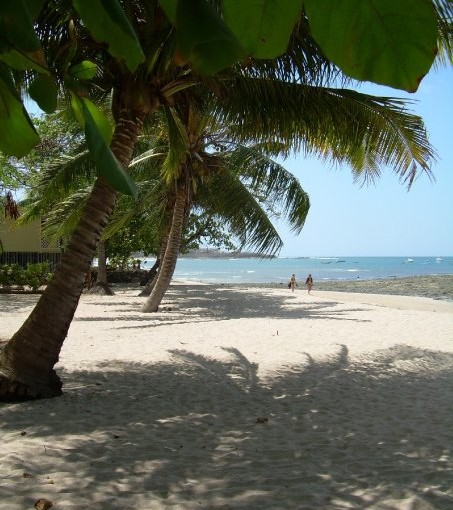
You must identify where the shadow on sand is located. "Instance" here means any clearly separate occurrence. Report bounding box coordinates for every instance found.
[73,284,372,329]
[1,344,452,509]
[0,293,40,314]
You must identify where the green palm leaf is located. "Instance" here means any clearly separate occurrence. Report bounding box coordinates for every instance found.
[197,169,283,256]
[40,187,91,240]
[223,144,310,234]
[214,77,435,187]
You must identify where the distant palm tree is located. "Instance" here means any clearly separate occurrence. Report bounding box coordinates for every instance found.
[3,192,21,220]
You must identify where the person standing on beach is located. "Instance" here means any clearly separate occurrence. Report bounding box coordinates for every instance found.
[305,274,313,294]
[290,274,297,292]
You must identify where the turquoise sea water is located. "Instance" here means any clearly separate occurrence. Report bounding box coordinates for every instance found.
[141,256,453,284]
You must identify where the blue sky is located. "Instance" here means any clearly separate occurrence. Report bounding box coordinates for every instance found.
[275,66,453,257]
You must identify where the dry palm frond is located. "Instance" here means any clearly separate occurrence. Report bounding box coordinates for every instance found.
[4,192,20,220]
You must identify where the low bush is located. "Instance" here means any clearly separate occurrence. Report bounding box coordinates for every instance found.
[0,263,53,291]
[0,264,25,288]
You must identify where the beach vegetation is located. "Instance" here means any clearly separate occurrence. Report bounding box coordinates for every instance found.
[137,98,312,311]
[0,1,451,400]
[20,79,442,311]
[17,106,310,300]
[0,262,52,292]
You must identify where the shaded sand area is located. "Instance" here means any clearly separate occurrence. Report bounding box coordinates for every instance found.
[1,281,453,509]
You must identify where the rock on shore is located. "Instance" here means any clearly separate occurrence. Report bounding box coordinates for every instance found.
[220,275,453,301]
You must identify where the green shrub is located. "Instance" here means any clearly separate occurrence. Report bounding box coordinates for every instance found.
[25,263,53,291]
[107,256,139,270]
[0,263,52,291]
[0,264,25,288]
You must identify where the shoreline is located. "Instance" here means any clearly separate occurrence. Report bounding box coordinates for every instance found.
[0,275,452,302]
[203,274,453,301]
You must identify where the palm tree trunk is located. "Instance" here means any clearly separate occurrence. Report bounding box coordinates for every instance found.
[0,107,147,401]
[139,230,169,297]
[138,222,173,297]
[142,182,188,312]
[137,257,160,296]
[87,240,114,295]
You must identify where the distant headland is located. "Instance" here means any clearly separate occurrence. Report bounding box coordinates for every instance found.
[179,249,275,259]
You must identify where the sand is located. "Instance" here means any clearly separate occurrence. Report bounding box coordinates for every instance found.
[1,279,452,510]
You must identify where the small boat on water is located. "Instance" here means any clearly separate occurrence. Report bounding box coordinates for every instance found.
[405,258,414,263]
[436,257,443,263]
[321,258,345,264]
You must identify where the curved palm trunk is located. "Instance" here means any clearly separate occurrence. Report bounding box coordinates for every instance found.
[138,200,175,297]
[138,228,171,297]
[0,108,146,400]
[87,240,114,295]
[142,182,189,312]
[141,234,169,297]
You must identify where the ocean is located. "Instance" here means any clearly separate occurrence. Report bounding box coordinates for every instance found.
[140,256,453,284]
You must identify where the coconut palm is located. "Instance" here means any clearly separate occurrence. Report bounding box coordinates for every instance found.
[32,70,437,314]
[17,74,439,317]
[18,107,310,307]
[0,0,450,400]
[140,74,438,311]
[0,2,187,399]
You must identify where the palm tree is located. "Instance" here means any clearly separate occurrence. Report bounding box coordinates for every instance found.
[16,75,439,317]
[140,70,439,311]
[140,98,310,311]
[0,1,450,400]
[16,113,173,292]
[0,2,187,399]
[3,192,21,220]
[18,107,309,309]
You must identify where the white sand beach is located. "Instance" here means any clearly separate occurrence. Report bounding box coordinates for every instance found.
[1,282,452,510]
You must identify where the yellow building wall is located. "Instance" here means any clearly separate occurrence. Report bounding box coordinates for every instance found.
[0,219,59,253]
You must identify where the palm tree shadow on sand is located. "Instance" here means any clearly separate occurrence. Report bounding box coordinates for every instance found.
[73,285,373,329]
[1,344,452,509]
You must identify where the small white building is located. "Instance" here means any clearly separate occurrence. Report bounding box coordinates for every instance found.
[0,218,61,267]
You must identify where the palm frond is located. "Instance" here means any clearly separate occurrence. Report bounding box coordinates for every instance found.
[18,149,95,225]
[197,170,283,256]
[102,178,168,240]
[223,145,310,234]
[214,78,436,187]
[40,186,92,240]
[433,0,453,67]
[161,105,189,183]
